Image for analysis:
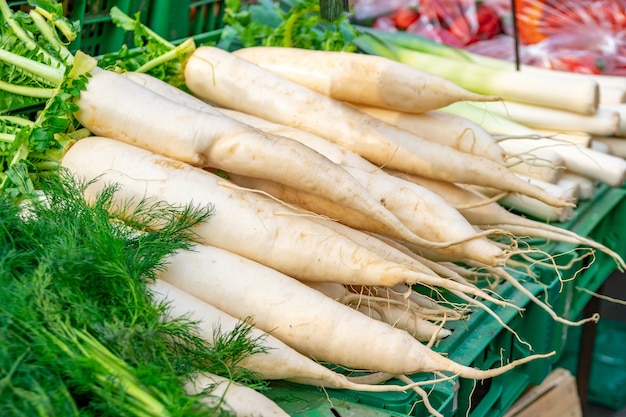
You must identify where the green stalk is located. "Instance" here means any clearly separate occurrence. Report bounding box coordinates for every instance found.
[0,133,15,142]
[136,38,195,74]
[0,49,65,86]
[34,6,78,42]
[0,115,36,127]
[0,0,62,68]
[29,9,74,65]
[109,6,175,49]
[355,25,473,62]
[48,324,172,417]
[0,78,57,98]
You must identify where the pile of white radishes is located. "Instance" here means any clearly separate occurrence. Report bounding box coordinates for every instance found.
[60,46,625,416]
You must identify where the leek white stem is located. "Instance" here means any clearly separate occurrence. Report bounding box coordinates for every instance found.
[592,136,626,158]
[469,101,620,137]
[467,174,578,222]
[391,47,599,115]
[558,172,596,201]
[599,104,626,137]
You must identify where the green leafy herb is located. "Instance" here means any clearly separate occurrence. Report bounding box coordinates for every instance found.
[0,172,265,417]
[98,7,197,88]
[220,0,358,52]
[0,0,90,202]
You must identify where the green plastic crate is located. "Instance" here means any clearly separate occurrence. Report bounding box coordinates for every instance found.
[557,318,626,410]
[7,0,150,56]
[67,0,150,56]
[538,184,626,362]
[147,0,226,44]
[262,273,560,417]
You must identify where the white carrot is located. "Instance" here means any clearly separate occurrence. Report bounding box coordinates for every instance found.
[231,46,499,113]
[183,46,571,209]
[73,68,429,248]
[158,243,554,379]
[61,137,486,288]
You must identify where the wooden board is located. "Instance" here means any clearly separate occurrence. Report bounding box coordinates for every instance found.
[503,368,583,417]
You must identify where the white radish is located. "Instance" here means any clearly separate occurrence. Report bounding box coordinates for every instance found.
[61,137,485,288]
[231,46,498,113]
[303,281,455,342]
[497,136,626,187]
[185,372,290,417]
[466,174,578,223]
[73,68,429,248]
[183,46,571,209]
[120,72,510,265]
[388,172,625,271]
[158,243,554,379]
[354,105,506,163]
[150,279,430,393]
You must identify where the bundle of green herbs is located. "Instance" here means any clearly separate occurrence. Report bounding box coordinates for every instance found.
[0,172,266,417]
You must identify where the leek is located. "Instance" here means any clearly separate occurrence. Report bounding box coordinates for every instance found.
[353,32,599,116]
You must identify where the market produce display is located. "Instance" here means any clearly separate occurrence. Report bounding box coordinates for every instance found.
[2,0,626,416]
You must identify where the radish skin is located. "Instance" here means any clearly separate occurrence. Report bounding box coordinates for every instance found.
[61,137,484,288]
[74,68,429,248]
[232,46,499,113]
[159,243,554,378]
[183,46,571,209]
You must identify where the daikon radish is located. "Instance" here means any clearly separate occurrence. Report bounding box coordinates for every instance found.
[497,137,626,187]
[159,243,553,379]
[303,281,455,342]
[387,172,624,271]
[592,136,626,158]
[185,372,289,417]
[354,105,506,163]
[600,103,626,137]
[231,46,498,113]
[443,102,626,186]
[121,72,510,266]
[227,171,506,266]
[74,68,430,248]
[61,137,487,288]
[150,279,431,393]
[183,46,571,209]
[496,140,565,183]
[294,204,515,309]
[466,174,578,223]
